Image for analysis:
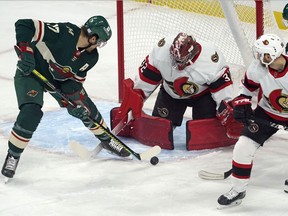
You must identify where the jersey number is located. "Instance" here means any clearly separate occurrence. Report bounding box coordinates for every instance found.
[223,71,231,82]
[47,24,60,33]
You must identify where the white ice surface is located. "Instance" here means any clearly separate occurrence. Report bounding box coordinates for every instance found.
[0,1,288,216]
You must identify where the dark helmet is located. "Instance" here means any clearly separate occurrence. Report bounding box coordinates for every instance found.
[170,32,200,70]
[84,15,112,43]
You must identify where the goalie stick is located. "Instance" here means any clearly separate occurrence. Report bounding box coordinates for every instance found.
[198,117,288,180]
[32,69,161,161]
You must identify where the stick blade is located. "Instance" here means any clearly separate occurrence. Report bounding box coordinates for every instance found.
[69,141,92,160]
[139,145,161,160]
[198,170,225,180]
[69,141,102,160]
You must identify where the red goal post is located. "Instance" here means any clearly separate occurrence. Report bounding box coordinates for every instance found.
[116,0,278,102]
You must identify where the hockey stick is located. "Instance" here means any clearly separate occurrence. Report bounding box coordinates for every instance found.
[198,169,232,180]
[69,78,162,160]
[32,69,161,161]
[198,117,288,180]
[68,111,134,160]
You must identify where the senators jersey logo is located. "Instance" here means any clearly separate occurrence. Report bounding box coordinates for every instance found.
[211,52,219,63]
[166,77,199,97]
[158,38,166,47]
[267,89,288,113]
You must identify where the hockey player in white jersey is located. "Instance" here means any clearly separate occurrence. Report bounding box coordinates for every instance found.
[110,32,243,149]
[218,33,288,208]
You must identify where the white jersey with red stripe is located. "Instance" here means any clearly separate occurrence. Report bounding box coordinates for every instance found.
[239,55,288,120]
[133,35,234,109]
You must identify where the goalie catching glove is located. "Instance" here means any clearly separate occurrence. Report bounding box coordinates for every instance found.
[217,100,244,139]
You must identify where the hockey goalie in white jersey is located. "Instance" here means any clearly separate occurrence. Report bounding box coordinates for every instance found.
[218,34,288,208]
[110,32,243,150]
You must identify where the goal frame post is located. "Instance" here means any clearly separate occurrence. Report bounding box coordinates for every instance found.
[116,0,264,102]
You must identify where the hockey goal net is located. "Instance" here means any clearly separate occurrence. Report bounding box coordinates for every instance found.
[116,0,280,103]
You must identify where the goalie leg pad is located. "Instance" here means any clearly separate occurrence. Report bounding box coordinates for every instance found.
[110,107,131,137]
[111,108,174,149]
[130,112,174,150]
[186,118,236,150]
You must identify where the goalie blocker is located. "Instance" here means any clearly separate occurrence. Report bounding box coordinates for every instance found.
[110,78,174,150]
[110,79,240,150]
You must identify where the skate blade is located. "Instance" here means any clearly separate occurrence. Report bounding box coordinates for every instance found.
[4,177,10,184]
[217,199,242,209]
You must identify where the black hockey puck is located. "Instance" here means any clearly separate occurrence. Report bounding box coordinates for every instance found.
[150,156,159,165]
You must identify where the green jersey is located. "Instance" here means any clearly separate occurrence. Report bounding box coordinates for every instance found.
[15,19,99,91]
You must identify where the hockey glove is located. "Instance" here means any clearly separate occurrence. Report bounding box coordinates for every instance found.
[68,104,90,120]
[64,89,91,120]
[232,94,253,124]
[217,100,243,139]
[14,42,35,76]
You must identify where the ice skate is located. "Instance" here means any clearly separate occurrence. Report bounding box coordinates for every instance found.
[217,188,246,209]
[101,139,131,158]
[284,179,288,193]
[1,151,20,181]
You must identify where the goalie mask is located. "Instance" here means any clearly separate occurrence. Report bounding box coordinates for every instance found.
[253,34,284,67]
[84,16,112,48]
[170,32,200,70]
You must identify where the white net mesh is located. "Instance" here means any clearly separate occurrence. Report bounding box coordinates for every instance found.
[122,0,279,77]
[120,0,280,110]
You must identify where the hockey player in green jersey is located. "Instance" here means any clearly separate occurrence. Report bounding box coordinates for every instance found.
[2,16,131,180]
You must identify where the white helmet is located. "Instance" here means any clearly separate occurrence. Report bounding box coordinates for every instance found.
[253,34,284,66]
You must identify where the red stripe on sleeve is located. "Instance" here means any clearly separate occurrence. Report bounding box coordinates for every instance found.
[36,20,43,42]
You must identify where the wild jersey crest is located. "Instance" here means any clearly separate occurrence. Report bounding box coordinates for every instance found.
[27,90,38,97]
[49,60,76,81]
